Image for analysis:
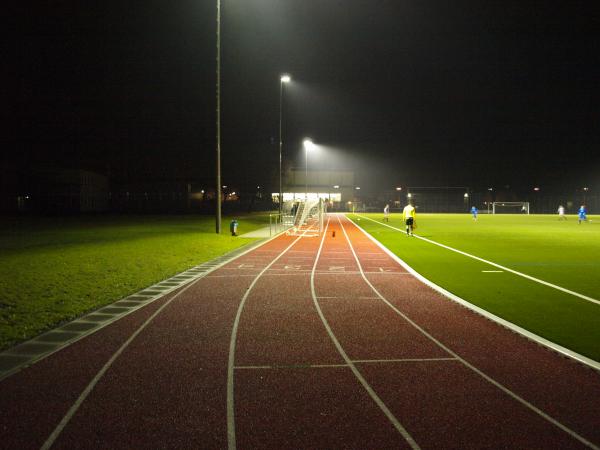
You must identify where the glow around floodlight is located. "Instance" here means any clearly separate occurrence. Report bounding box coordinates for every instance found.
[303,138,315,151]
[280,74,291,83]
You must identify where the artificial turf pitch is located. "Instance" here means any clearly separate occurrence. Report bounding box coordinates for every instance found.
[347,213,600,363]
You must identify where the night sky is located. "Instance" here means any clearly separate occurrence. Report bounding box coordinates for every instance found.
[5,1,600,193]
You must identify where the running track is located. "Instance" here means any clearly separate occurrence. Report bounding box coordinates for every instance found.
[1,214,599,449]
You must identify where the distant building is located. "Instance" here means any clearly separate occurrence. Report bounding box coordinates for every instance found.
[31,168,110,213]
[275,168,355,209]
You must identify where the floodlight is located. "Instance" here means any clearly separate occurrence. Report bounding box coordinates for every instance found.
[303,138,315,151]
[280,74,291,83]
[396,187,402,191]
[464,193,469,198]
[333,185,340,189]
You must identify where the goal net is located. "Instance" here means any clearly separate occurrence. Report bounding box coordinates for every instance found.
[287,198,327,237]
[492,202,530,214]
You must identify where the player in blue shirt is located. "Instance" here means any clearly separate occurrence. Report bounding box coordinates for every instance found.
[578,205,587,224]
[470,206,478,220]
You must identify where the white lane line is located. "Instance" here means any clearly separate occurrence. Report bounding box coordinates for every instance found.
[227,231,312,450]
[353,358,458,364]
[340,215,600,450]
[356,214,600,307]
[351,217,600,371]
[234,363,348,370]
[40,231,291,450]
[312,217,422,449]
[41,276,199,450]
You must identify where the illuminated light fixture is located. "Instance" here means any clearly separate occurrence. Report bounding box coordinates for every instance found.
[533,187,540,191]
[223,185,227,189]
[355,186,361,190]
[333,185,340,189]
[303,138,315,151]
[396,187,402,191]
[201,190,205,194]
[583,187,589,191]
[280,74,291,83]
[488,187,493,191]
[407,193,412,198]
[464,193,469,198]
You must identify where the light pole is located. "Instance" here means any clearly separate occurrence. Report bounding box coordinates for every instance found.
[215,0,222,234]
[279,74,291,216]
[303,139,314,200]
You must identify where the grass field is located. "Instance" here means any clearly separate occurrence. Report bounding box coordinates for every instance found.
[0,213,271,350]
[347,213,600,362]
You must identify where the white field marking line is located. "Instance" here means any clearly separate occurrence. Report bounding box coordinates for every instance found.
[40,230,292,450]
[235,363,348,370]
[353,216,600,372]
[482,270,504,273]
[342,216,600,449]
[312,217,422,449]
[227,231,314,450]
[357,214,600,307]
[352,358,458,364]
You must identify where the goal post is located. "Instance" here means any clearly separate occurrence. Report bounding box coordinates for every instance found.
[492,201,530,214]
[286,198,327,236]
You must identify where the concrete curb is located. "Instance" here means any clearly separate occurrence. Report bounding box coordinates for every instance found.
[0,232,284,382]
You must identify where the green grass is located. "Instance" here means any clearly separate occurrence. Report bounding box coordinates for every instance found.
[347,213,600,362]
[0,213,271,350]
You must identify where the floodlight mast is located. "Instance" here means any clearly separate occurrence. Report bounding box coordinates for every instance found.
[279,74,291,217]
[303,139,314,200]
[215,0,222,234]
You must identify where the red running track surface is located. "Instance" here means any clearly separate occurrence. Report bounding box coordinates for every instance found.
[0,214,598,449]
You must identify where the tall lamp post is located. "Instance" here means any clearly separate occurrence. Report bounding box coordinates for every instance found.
[303,139,315,200]
[215,0,222,234]
[279,74,291,216]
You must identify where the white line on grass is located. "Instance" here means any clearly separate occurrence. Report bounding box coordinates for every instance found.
[339,215,600,449]
[356,214,600,307]
[349,215,600,372]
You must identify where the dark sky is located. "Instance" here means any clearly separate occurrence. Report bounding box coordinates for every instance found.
[5,1,600,193]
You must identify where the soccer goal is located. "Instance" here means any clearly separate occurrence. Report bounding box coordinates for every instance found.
[492,201,529,214]
[286,198,327,237]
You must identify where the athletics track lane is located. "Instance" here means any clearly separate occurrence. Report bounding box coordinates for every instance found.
[0,214,598,449]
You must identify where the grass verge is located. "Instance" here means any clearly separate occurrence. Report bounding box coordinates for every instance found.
[0,213,271,350]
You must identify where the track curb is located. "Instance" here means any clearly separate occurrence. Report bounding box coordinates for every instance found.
[0,231,286,382]
[349,214,600,372]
